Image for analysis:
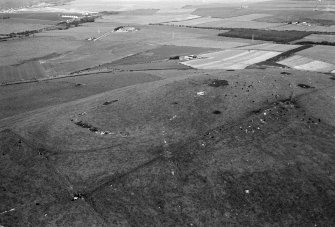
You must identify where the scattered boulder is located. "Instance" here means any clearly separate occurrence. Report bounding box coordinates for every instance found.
[208,79,229,88]
[169,56,180,60]
[75,83,85,87]
[114,26,138,32]
[103,100,118,106]
[297,84,315,89]
[281,72,291,75]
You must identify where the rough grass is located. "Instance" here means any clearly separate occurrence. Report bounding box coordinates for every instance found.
[2,69,335,226]
[219,28,312,43]
[0,129,105,226]
[0,61,47,84]
[88,97,335,226]
[0,72,160,120]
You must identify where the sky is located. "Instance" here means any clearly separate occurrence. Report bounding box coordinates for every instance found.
[0,0,270,12]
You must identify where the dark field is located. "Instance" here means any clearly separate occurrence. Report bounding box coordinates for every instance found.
[219,28,312,43]
[0,72,160,119]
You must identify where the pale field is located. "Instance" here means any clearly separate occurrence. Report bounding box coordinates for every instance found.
[182,49,280,70]
[165,16,223,26]
[278,55,335,73]
[250,0,333,10]
[156,8,196,15]
[100,14,200,25]
[161,38,248,49]
[278,55,313,66]
[197,20,284,29]
[297,34,335,43]
[297,45,335,64]
[271,24,311,32]
[295,60,335,73]
[237,43,301,52]
[219,13,272,21]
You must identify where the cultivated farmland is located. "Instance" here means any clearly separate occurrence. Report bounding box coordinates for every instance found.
[296,34,335,43]
[162,38,248,49]
[164,16,223,26]
[181,49,281,70]
[297,45,335,64]
[278,55,335,73]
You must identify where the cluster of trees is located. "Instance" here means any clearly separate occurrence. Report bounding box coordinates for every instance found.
[1,15,10,19]
[57,16,96,30]
[0,29,39,42]
[7,30,38,38]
